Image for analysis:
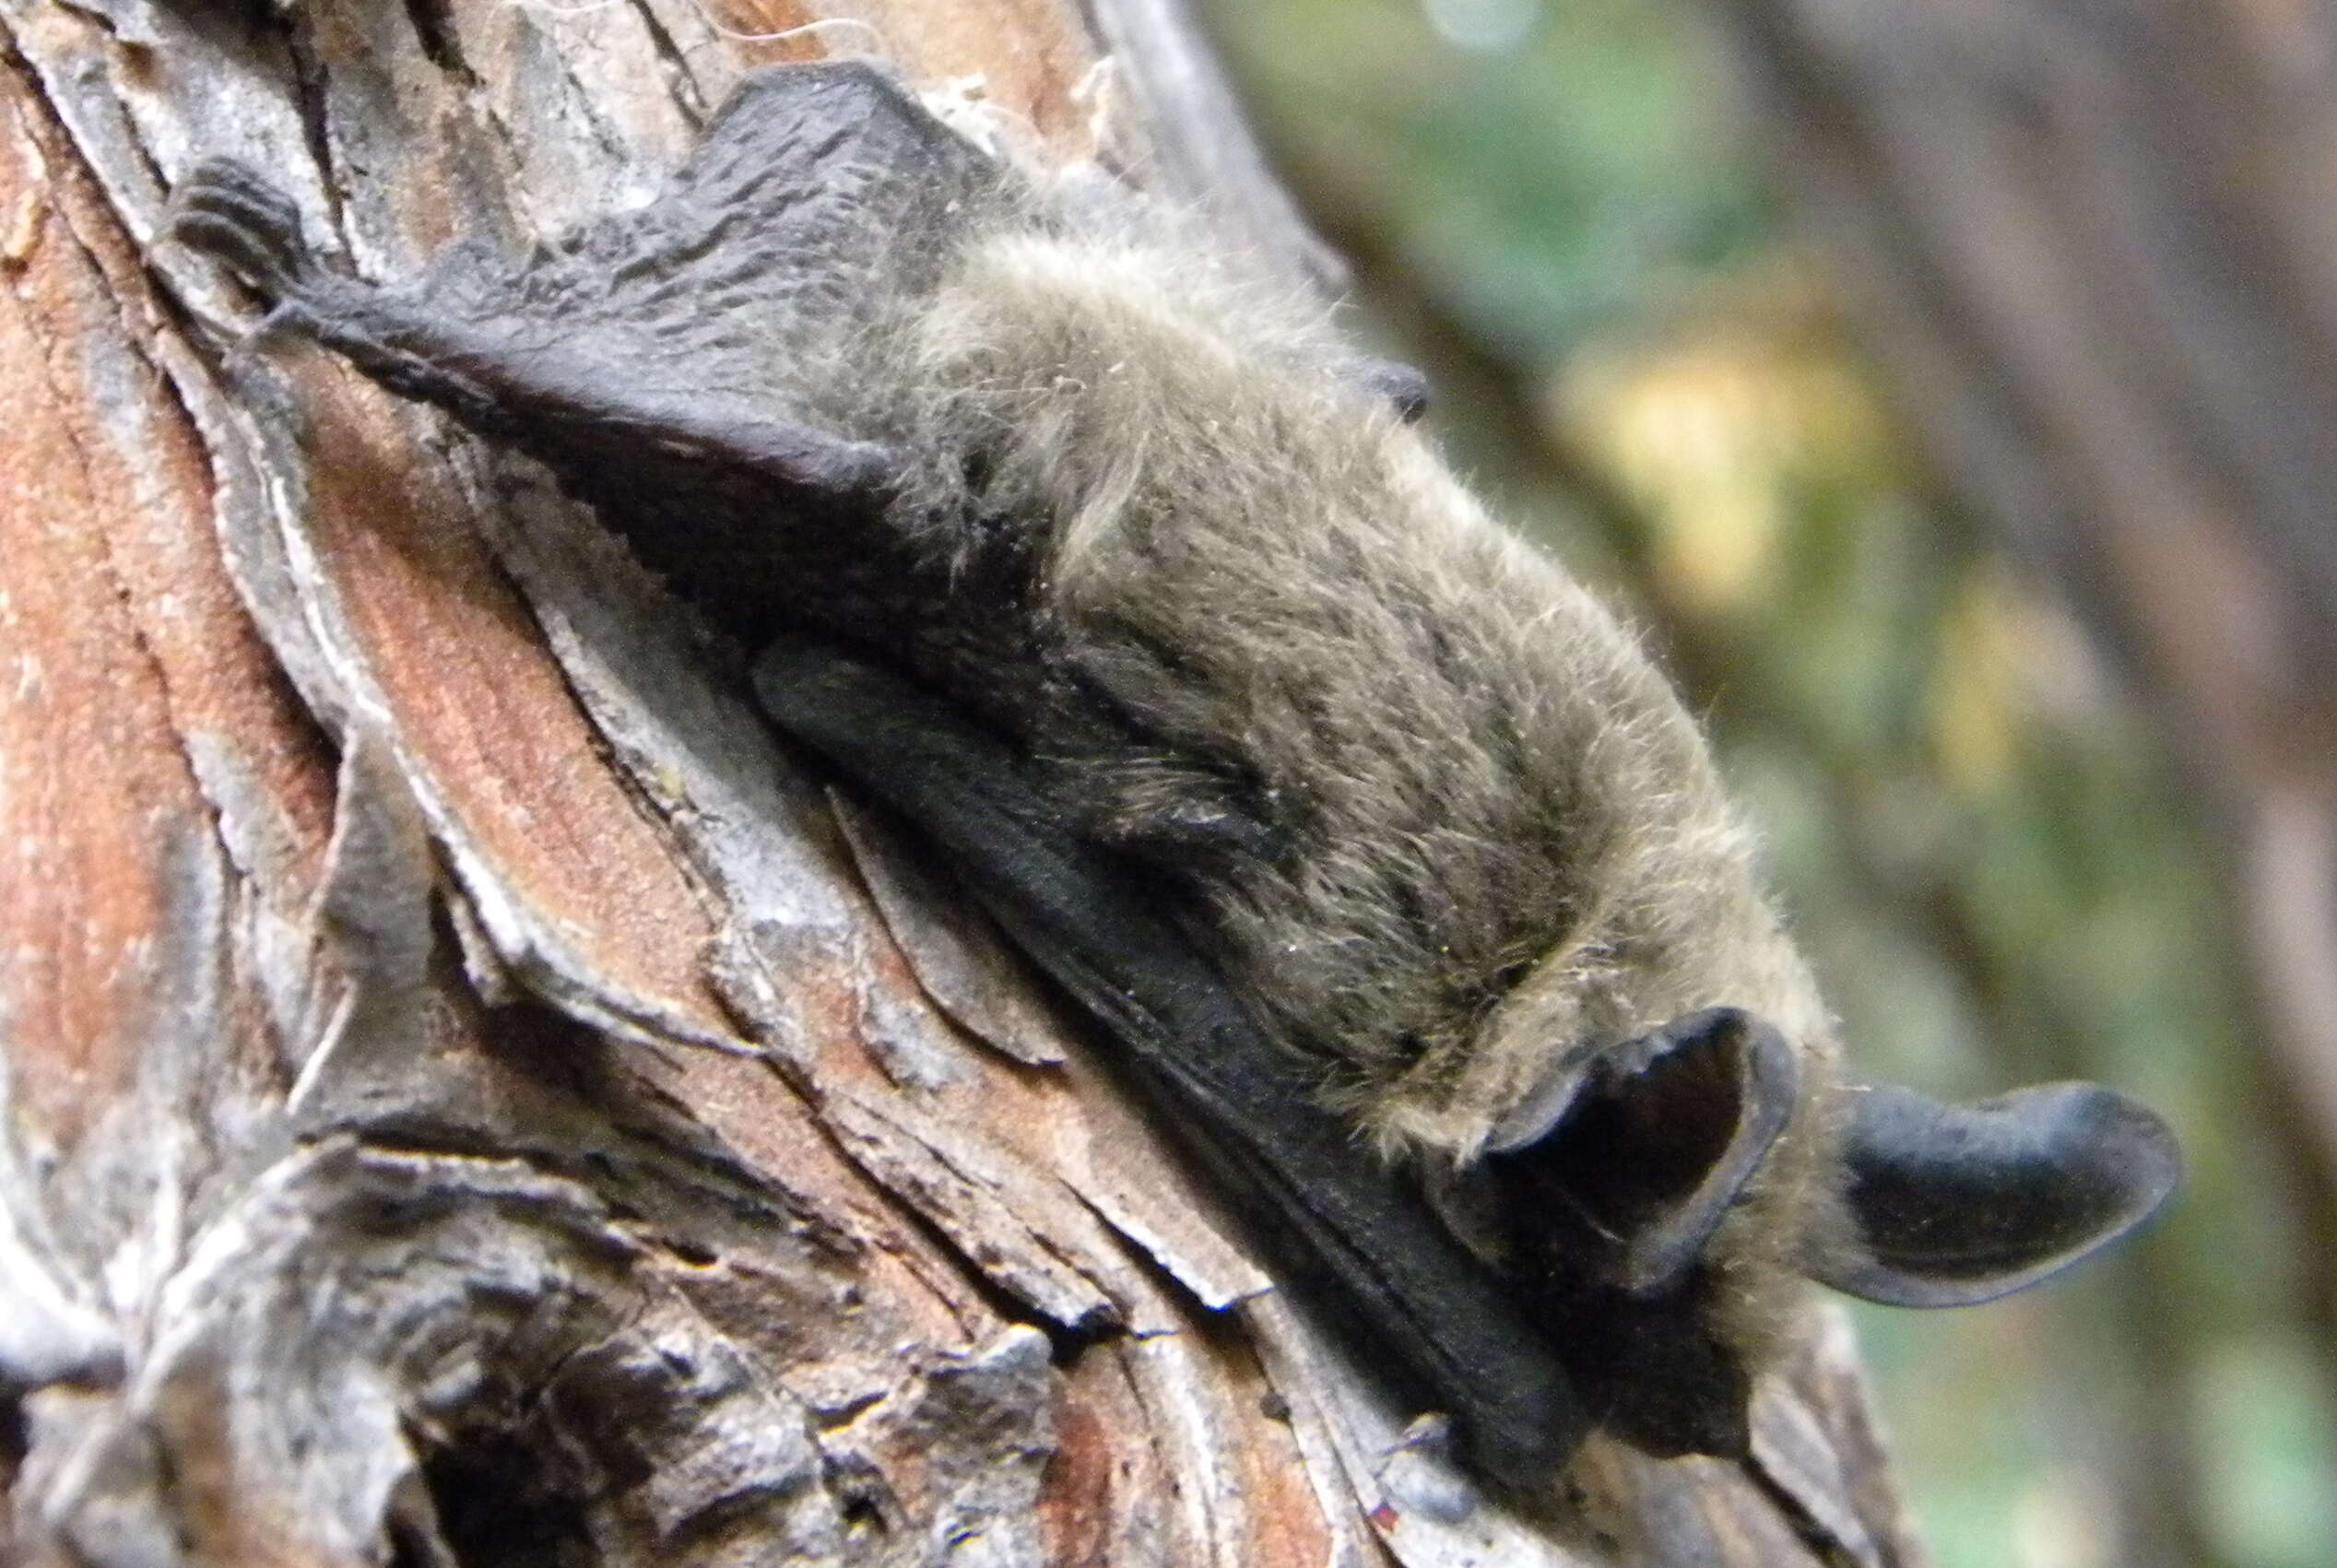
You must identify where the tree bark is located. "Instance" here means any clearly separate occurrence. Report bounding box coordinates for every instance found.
[0,1,1920,1562]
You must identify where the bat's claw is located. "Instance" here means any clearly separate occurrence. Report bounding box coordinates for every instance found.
[169,159,324,303]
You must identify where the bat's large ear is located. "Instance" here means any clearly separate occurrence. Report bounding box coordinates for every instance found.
[1487,1007,1800,1295]
[1800,1080,2180,1307]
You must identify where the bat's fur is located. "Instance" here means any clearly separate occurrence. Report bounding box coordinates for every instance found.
[809,183,1851,1361]
[168,61,2173,1465]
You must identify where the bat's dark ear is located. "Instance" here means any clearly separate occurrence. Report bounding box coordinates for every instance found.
[1800,1080,2181,1307]
[1487,1007,1800,1295]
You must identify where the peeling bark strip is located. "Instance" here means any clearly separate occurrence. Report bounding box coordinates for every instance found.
[0,0,1919,1562]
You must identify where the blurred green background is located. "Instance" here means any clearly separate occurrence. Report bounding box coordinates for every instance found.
[1207,2,2337,1563]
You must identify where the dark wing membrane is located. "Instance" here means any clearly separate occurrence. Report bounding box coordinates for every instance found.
[753,641,1589,1485]
[169,63,986,642]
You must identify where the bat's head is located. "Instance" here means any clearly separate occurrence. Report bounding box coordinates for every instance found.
[1431,943,2178,1459]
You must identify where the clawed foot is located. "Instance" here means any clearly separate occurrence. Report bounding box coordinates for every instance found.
[169,159,325,303]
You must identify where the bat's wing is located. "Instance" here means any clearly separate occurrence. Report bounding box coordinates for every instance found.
[171,70,1594,1476]
[752,640,1592,1486]
[167,63,986,639]
[171,65,973,459]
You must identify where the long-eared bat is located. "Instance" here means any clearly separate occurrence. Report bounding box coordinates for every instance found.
[169,61,2180,1485]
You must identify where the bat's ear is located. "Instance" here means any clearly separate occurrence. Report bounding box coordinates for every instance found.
[1487,1007,1800,1295]
[1799,1080,2180,1307]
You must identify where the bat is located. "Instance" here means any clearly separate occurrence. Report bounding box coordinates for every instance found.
[168,60,2181,1485]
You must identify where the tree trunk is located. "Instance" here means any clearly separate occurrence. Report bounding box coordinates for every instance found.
[0,1,1920,1562]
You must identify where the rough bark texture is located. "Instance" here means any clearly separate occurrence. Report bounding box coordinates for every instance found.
[0,0,1920,1562]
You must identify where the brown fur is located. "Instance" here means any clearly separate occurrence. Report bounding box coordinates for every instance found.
[810,188,1853,1359]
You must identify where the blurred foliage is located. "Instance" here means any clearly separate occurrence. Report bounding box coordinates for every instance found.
[1208,2,2337,1565]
